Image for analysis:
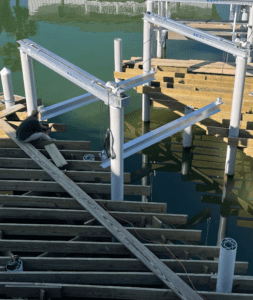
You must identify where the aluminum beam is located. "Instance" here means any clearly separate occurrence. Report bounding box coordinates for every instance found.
[38,70,155,120]
[147,0,253,5]
[143,13,251,58]
[101,98,223,168]
[18,39,129,109]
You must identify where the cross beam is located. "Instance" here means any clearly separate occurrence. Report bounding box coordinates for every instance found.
[101,98,223,168]
[143,12,252,58]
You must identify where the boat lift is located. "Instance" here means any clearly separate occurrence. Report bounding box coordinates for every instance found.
[17,38,224,200]
[142,10,252,176]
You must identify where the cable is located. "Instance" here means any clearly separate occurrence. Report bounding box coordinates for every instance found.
[98,200,208,300]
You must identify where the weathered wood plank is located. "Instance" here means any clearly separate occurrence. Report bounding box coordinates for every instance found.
[0,256,246,274]
[0,139,91,150]
[0,180,150,196]
[0,169,131,183]
[0,118,203,300]
[0,195,168,213]
[44,144,68,167]
[0,223,201,242]
[0,283,252,300]
[0,105,26,118]
[0,240,220,259]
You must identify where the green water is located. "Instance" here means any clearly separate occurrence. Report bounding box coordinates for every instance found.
[1,0,253,278]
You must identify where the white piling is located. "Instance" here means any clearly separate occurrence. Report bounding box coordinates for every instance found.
[20,50,37,116]
[142,1,152,122]
[183,106,194,148]
[225,56,247,176]
[216,238,237,293]
[110,105,124,201]
[157,2,163,59]
[111,38,124,201]
[114,38,122,83]
[0,68,15,108]
[247,6,253,62]
[147,1,154,58]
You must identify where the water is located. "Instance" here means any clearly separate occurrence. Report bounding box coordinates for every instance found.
[1,0,253,277]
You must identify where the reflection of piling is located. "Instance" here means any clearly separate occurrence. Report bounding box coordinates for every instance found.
[181,147,191,181]
[217,177,234,247]
[0,68,15,109]
[142,122,150,202]
[225,56,247,176]
[183,106,194,148]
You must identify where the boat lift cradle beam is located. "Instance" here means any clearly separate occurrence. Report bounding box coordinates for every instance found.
[18,39,155,116]
[143,12,251,58]
[101,98,223,168]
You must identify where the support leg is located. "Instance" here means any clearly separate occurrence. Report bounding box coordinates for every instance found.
[183,106,194,148]
[225,56,247,176]
[0,68,15,108]
[110,105,124,201]
[20,51,37,116]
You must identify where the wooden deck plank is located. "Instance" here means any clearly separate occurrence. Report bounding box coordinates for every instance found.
[0,168,131,183]
[44,144,68,167]
[0,105,26,118]
[0,195,167,213]
[0,180,150,196]
[0,257,246,274]
[0,240,220,259]
[0,223,201,242]
[0,118,203,300]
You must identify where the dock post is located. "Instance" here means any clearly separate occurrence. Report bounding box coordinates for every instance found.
[142,1,152,122]
[110,38,124,201]
[147,1,154,58]
[181,148,191,179]
[142,122,150,202]
[183,106,194,148]
[247,6,253,62]
[20,50,37,116]
[156,1,163,59]
[225,56,247,176]
[110,105,124,201]
[216,238,237,293]
[0,68,15,108]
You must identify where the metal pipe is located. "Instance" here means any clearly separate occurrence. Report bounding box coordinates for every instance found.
[114,38,122,84]
[0,68,15,108]
[142,2,152,122]
[225,56,247,175]
[147,1,155,58]
[110,105,124,201]
[20,50,37,116]
[216,238,237,293]
[183,105,194,148]
[156,3,163,58]
[247,5,253,62]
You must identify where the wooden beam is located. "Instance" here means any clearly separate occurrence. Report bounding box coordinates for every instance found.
[0,283,252,300]
[0,195,168,213]
[0,118,204,300]
[0,223,202,242]
[0,256,247,274]
[44,144,68,167]
[0,139,91,150]
[0,169,131,183]
[0,180,150,196]
[0,208,186,225]
[0,105,26,118]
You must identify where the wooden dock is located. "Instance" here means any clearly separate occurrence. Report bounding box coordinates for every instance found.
[116,57,253,158]
[0,95,252,299]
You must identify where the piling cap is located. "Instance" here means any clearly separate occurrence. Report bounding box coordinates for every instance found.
[0,67,11,76]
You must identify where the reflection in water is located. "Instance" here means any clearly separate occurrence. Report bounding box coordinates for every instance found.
[0,0,37,72]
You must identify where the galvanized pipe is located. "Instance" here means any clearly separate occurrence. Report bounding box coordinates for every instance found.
[225,56,247,176]
[247,5,253,62]
[20,50,37,116]
[142,2,152,122]
[110,105,124,201]
[0,68,15,108]
[183,105,194,148]
[114,38,122,84]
